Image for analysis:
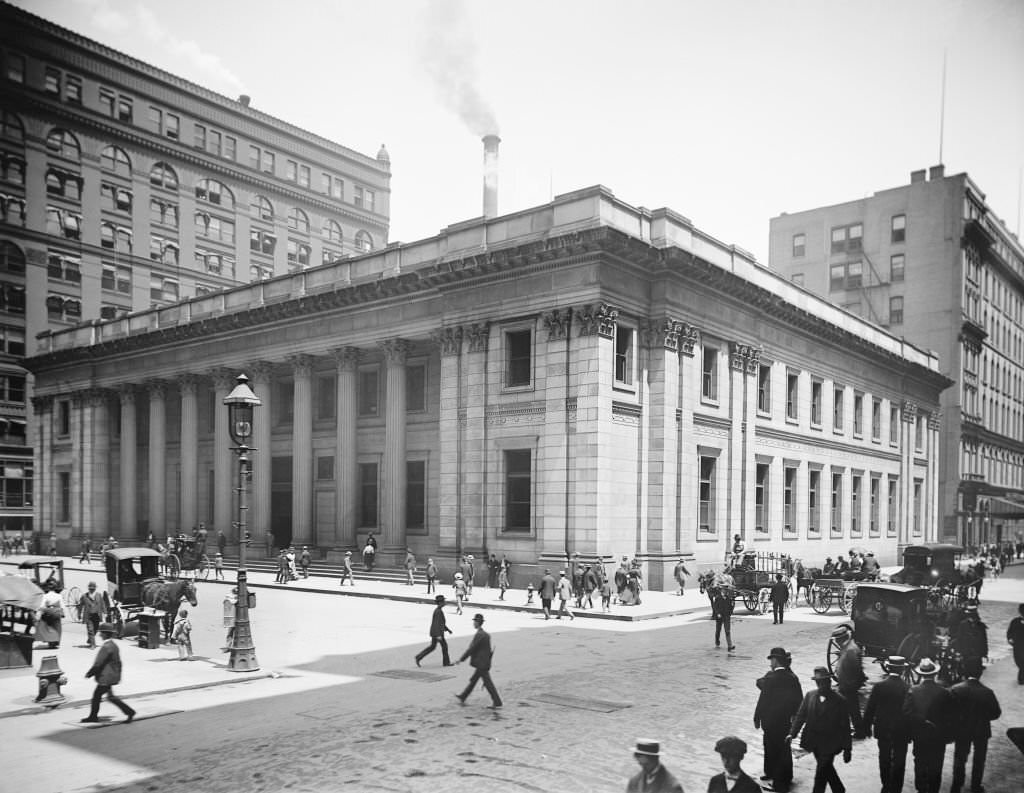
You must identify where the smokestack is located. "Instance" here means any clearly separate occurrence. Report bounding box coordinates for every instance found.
[482,134,500,219]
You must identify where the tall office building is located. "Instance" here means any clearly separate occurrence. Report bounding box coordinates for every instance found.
[769,165,1024,546]
[0,2,391,537]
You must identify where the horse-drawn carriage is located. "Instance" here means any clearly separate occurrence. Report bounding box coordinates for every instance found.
[700,549,793,614]
[161,535,211,580]
[16,556,82,623]
[887,543,980,609]
[105,548,197,639]
[825,582,969,685]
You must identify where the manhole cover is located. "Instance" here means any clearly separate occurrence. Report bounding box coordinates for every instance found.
[530,693,630,712]
[372,669,455,682]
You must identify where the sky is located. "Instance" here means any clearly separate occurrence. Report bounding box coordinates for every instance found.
[13,0,1024,263]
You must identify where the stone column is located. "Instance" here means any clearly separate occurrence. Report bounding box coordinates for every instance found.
[118,386,137,534]
[147,380,167,538]
[901,401,917,547]
[332,347,360,548]
[86,390,112,538]
[179,374,199,532]
[432,327,463,553]
[210,370,234,542]
[381,339,411,550]
[291,355,314,545]
[540,310,573,556]
[31,396,53,538]
[71,392,85,536]
[728,342,760,548]
[250,362,274,553]
[927,412,942,543]
[461,323,490,556]
[676,324,700,552]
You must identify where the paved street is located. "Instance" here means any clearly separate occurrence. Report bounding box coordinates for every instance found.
[1,558,1022,792]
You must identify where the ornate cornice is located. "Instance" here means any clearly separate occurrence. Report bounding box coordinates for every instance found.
[543,309,572,341]
[465,322,490,353]
[380,338,411,366]
[330,346,361,371]
[431,326,463,357]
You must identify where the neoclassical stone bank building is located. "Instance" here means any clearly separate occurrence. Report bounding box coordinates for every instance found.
[26,186,951,588]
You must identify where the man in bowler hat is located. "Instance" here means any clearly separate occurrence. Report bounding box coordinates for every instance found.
[708,736,761,793]
[625,739,683,793]
[864,655,912,793]
[82,622,135,724]
[787,666,852,793]
[415,595,453,667]
[754,647,802,792]
[455,613,501,708]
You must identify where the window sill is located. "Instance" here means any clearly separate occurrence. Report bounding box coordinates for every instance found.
[700,396,720,408]
[502,383,534,395]
[810,422,822,431]
[756,410,771,419]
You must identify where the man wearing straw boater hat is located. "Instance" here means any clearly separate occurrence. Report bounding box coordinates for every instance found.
[863,655,912,793]
[625,739,683,793]
[903,658,954,793]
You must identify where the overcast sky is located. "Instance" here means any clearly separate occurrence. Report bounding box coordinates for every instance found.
[16,0,1024,263]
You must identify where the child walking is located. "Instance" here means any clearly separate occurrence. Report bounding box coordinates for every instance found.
[498,564,509,601]
[453,572,467,615]
[213,551,225,580]
[600,578,612,613]
[173,607,193,660]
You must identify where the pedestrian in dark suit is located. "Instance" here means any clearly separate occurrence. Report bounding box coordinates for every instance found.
[754,647,802,792]
[786,666,852,793]
[78,581,106,649]
[1007,603,1024,684]
[539,569,557,620]
[81,623,135,723]
[712,587,735,650]
[625,739,684,793]
[770,574,789,625]
[415,595,453,667]
[903,657,955,793]
[707,735,761,793]
[949,656,1001,793]
[954,605,988,664]
[455,613,501,708]
[832,624,867,738]
[864,655,912,793]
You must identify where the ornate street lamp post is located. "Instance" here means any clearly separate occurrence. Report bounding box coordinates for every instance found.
[224,374,261,671]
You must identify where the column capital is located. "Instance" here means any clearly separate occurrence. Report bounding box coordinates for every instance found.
[177,373,199,395]
[330,346,362,371]
[147,379,168,399]
[729,341,761,374]
[465,322,490,353]
[380,338,412,365]
[289,354,316,378]
[116,383,137,404]
[902,401,918,423]
[640,317,685,351]
[678,323,700,357]
[576,303,618,338]
[30,394,54,411]
[208,368,237,391]
[431,326,463,356]
[927,412,942,431]
[85,388,111,408]
[542,309,572,341]
[248,360,275,385]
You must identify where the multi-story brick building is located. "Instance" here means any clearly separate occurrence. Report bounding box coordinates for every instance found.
[26,185,950,587]
[0,2,391,537]
[769,165,1024,547]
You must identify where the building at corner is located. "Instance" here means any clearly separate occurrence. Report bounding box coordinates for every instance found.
[25,186,950,589]
[769,166,1024,547]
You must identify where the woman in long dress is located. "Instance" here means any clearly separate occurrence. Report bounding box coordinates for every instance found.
[35,580,65,648]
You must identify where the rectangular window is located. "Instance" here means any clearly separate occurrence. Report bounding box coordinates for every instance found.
[784,466,796,536]
[101,263,132,294]
[117,96,132,123]
[262,150,275,173]
[870,476,880,536]
[0,325,25,356]
[891,214,906,244]
[58,400,71,435]
[321,173,331,194]
[833,386,844,431]
[699,456,716,535]
[889,296,904,325]
[359,463,378,527]
[887,475,899,536]
[316,375,336,420]
[166,113,179,140]
[224,136,236,161]
[316,456,335,480]
[250,229,276,255]
[830,263,845,291]
[504,449,532,532]
[406,364,426,412]
[58,471,71,522]
[846,259,862,288]
[702,346,719,401]
[65,75,82,104]
[871,398,881,441]
[406,460,426,530]
[891,254,905,282]
[831,472,843,537]
[209,130,222,157]
[808,469,820,536]
[358,369,379,416]
[851,474,861,536]
[757,364,771,414]
[811,379,822,426]
[148,105,162,132]
[506,329,531,387]
[99,88,115,117]
[786,372,799,420]
[249,145,260,170]
[755,463,769,535]
[890,405,900,444]
[830,223,863,254]
[298,164,310,188]
[915,415,924,451]
[913,479,922,535]
[792,233,805,257]
[286,160,297,181]
[44,66,60,95]
[6,53,25,83]
[614,326,634,385]
[853,393,864,436]
[194,124,206,149]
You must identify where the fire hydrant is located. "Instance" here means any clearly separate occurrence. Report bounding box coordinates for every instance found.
[35,655,67,708]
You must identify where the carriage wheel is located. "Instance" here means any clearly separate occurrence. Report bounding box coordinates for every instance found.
[810,585,831,614]
[63,586,82,622]
[165,554,181,580]
[840,585,856,615]
[742,592,759,613]
[197,555,211,580]
[758,588,771,615]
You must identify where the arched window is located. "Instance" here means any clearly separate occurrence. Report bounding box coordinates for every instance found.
[100,146,132,178]
[287,207,309,234]
[323,219,343,244]
[0,241,26,273]
[1,154,25,185]
[45,129,81,160]
[195,178,233,209]
[0,111,24,143]
[250,194,274,221]
[150,162,178,190]
[354,230,373,253]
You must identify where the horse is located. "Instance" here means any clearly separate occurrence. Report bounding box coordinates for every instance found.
[141,578,198,639]
[697,570,719,617]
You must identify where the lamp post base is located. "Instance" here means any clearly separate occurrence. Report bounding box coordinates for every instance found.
[227,646,260,672]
